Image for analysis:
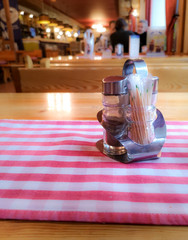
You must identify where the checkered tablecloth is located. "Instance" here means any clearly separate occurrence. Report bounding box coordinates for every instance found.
[0,119,188,225]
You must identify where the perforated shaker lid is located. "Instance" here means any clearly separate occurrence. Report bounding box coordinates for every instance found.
[102,76,127,95]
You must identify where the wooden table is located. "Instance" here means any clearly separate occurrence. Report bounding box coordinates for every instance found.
[50,55,188,65]
[0,92,188,240]
[11,55,188,93]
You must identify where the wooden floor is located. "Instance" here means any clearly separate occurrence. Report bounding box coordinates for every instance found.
[0,81,16,93]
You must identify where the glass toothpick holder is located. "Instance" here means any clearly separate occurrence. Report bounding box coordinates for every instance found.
[125,105,156,145]
[125,74,159,145]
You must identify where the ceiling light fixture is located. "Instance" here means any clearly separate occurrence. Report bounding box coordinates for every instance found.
[96,25,106,33]
[92,24,106,32]
[57,21,64,29]
[54,27,59,33]
[38,14,50,24]
[91,24,97,29]
[73,32,78,38]
[38,0,50,24]
[64,24,73,32]
[49,18,58,27]
[132,9,138,17]
[46,28,51,33]
[65,31,72,37]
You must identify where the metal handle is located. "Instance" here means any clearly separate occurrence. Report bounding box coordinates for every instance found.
[122,59,148,77]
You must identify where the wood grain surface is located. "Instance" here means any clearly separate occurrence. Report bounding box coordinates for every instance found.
[50,55,188,64]
[0,92,188,240]
[0,92,188,120]
[18,65,188,93]
[1,220,188,240]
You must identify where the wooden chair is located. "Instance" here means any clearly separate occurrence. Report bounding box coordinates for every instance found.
[40,58,50,68]
[17,50,42,63]
[24,55,33,69]
[0,50,16,62]
[45,50,59,58]
[0,50,16,82]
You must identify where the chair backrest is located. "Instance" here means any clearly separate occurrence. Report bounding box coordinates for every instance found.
[45,50,59,58]
[24,55,33,69]
[0,50,16,62]
[40,58,50,68]
[23,49,42,58]
[17,50,42,63]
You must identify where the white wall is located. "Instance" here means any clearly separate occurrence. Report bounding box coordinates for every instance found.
[150,0,166,27]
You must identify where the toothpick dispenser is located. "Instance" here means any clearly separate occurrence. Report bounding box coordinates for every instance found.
[97,59,166,163]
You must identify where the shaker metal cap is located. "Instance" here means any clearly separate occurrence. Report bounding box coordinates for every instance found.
[102,76,127,95]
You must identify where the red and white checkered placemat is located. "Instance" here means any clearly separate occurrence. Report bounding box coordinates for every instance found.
[0,119,188,225]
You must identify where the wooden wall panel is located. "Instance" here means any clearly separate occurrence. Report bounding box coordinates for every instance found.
[176,0,185,54]
[183,0,188,53]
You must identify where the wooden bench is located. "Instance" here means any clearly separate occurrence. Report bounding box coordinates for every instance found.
[12,64,188,93]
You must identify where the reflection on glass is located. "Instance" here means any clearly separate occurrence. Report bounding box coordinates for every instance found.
[47,93,71,112]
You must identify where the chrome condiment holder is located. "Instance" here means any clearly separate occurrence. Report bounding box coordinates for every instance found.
[96,59,166,163]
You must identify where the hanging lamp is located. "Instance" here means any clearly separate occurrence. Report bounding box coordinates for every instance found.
[49,18,58,27]
[57,21,64,29]
[38,0,50,24]
[64,24,72,31]
[38,14,50,24]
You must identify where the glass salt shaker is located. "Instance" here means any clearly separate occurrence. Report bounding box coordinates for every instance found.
[102,76,128,155]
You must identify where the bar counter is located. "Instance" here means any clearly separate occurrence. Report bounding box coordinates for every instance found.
[0,92,188,239]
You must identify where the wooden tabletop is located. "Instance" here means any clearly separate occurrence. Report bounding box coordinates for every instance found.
[1,55,188,69]
[0,92,188,120]
[49,55,188,64]
[0,92,188,240]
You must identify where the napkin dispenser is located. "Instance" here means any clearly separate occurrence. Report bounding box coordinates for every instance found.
[97,59,166,163]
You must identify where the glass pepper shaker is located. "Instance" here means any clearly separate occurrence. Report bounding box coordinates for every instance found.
[102,76,128,155]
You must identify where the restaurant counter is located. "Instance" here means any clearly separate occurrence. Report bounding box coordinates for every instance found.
[22,38,70,57]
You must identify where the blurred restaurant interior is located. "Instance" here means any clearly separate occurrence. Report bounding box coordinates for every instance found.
[0,0,188,239]
[0,0,187,93]
[0,0,188,93]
